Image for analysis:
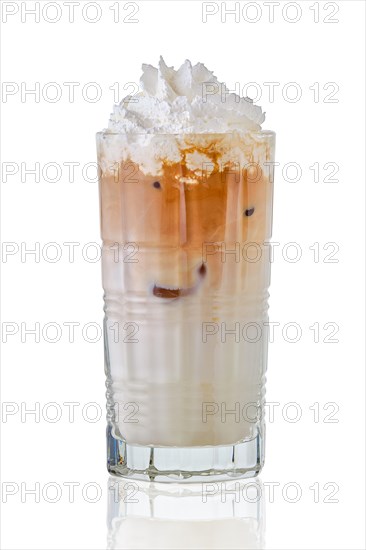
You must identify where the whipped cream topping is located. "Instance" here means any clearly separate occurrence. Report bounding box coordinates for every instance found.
[98,58,273,175]
[107,57,265,134]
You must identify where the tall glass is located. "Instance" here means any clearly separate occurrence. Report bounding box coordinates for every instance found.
[97,131,275,482]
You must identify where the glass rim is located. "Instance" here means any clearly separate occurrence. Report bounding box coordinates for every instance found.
[96,129,275,138]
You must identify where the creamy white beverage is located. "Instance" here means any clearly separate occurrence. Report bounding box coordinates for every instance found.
[97,58,275,480]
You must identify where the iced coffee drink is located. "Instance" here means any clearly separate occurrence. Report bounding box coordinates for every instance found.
[97,58,275,481]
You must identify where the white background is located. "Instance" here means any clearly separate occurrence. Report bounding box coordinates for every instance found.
[1,1,365,549]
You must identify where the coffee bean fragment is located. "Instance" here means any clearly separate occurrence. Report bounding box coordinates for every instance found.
[153,263,207,300]
[153,285,181,298]
[244,207,255,217]
[153,181,161,189]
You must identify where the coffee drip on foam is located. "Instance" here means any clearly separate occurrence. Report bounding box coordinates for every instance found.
[99,57,268,175]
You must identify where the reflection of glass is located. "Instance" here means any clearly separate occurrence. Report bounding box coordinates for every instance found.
[107,477,265,549]
[97,131,275,481]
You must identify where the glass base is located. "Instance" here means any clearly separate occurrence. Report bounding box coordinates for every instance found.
[107,426,264,483]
